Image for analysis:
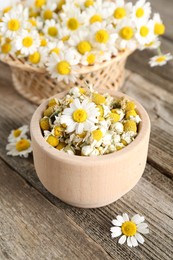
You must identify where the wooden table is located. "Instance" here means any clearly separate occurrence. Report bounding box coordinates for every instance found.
[0,1,173,259]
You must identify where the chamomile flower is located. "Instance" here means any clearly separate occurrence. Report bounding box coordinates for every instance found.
[116,19,136,50]
[68,30,92,55]
[149,53,173,67]
[153,13,165,36]
[0,7,28,38]
[8,125,29,142]
[139,37,160,50]
[6,138,32,158]
[48,40,65,56]
[0,38,15,58]
[43,19,60,39]
[27,17,43,30]
[41,2,57,21]
[60,98,99,134]
[28,47,48,67]
[112,0,132,25]
[90,22,118,53]
[60,6,85,33]
[15,30,40,56]
[136,20,155,46]
[132,0,151,22]
[110,213,149,247]
[80,51,98,65]
[47,50,80,83]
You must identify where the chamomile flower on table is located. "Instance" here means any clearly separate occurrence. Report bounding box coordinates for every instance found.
[0,7,28,38]
[15,30,40,56]
[6,138,32,158]
[60,98,99,134]
[112,0,132,25]
[131,0,151,22]
[8,125,29,142]
[47,50,80,83]
[149,53,173,67]
[110,213,149,247]
[116,19,137,50]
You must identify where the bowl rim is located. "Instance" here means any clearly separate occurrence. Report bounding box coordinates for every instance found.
[30,90,151,165]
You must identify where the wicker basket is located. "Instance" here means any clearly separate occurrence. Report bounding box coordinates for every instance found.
[1,49,133,104]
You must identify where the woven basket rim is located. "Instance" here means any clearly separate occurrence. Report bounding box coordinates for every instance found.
[0,48,134,74]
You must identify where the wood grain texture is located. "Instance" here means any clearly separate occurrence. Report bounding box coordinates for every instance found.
[0,158,111,260]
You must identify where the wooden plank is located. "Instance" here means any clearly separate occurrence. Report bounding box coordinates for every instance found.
[0,158,111,260]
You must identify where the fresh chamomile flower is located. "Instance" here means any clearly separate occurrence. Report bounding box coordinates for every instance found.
[8,125,29,142]
[41,1,57,21]
[60,6,85,33]
[60,98,99,134]
[6,138,32,158]
[135,20,155,46]
[139,37,160,50]
[153,13,165,36]
[80,51,99,65]
[0,38,15,58]
[28,47,48,67]
[115,19,136,50]
[111,122,124,134]
[68,30,92,56]
[47,50,80,83]
[27,17,43,30]
[149,53,173,67]
[0,6,28,38]
[90,22,118,54]
[110,213,149,247]
[112,0,132,25]
[131,0,151,22]
[48,40,65,55]
[15,30,40,56]
[27,0,47,9]
[43,19,60,39]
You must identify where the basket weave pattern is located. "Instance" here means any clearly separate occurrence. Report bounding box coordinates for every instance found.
[2,49,133,104]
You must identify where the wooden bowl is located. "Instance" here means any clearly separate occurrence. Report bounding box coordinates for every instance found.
[30,91,150,208]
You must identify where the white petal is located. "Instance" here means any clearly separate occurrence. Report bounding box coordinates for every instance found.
[135,233,145,244]
[110,226,121,233]
[76,123,84,134]
[127,236,133,247]
[131,236,138,247]
[118,235,126,245]
[112,219,122,226]
[111,230,122,238]
[137,223,148,229]
[131,214,145,224]
[137,228,149,234]
[117,215,125,223]
[123,213,129,222]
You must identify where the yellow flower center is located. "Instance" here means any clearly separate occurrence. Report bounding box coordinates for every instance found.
[84,0,94,8]
[154,23,165,35]
[95,29,109,44]
[92,93,106,105]
[16,139,30,152]
[77,41,92,54]
[56,142,66,150]
[50,47,60,55]
[87,53,96,65]
[114,7,126,19]
[43,9,53,20]
[109,112,120,123]
[90,14,102,24]
[125,101,135,111]
[46,135,59,147]
[40,117,50,131]
[35,0,46,8]
[140,26,149,37]
[48,98,57,107]
[125,109,137,119]
[124,120,137,133]
[8,19,20,31]
[136,7,144,18]
[62,35,70,42]
[29,52,41,64]
[121,221,137,236]
[72,109,88,123]
[48,26,58,37]
[1,43,11,54]
[40,38,47,46]
[77,132,87,138]
[156,56,166,63]
[92,129,103,141]
[3,6,12,14]
[28,18,37,27]
[22,36,33,47]
[56,61,71,75]
[43,106,54,117]
[54,125,64,137]
[67,18,80,31]
[120,26,134,40]
[13,129,21,137]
